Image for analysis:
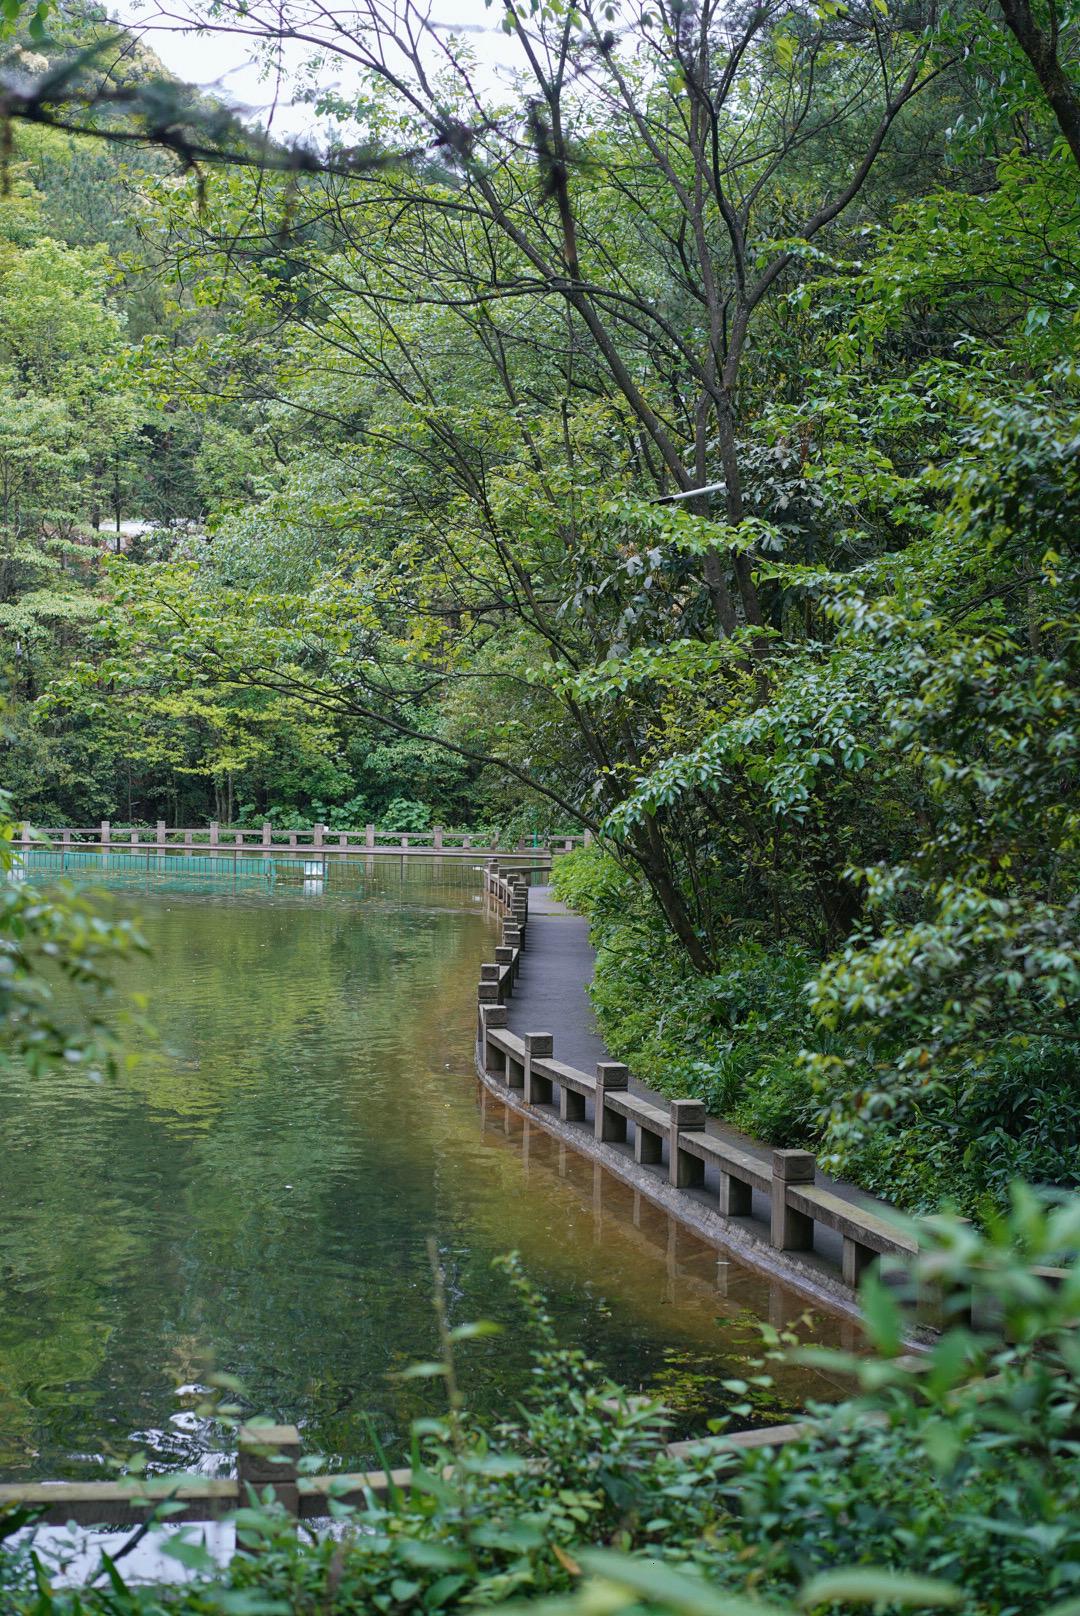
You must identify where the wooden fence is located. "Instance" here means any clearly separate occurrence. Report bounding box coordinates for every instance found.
[0,1419,814,1531]
[15,823,590,860]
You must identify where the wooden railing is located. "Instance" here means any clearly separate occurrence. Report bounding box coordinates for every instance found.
[15,823,590,859]
[0,1418,815,1531]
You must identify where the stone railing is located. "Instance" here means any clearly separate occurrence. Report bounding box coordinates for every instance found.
[477,866,913,1291]
[16,823,589,859]
[476,867,1074,1306]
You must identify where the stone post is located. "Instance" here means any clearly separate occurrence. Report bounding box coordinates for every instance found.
[635,1121,664,1166]
[719,1169,753,1218]
[62,828,71,847]
[668,1100,707,1188]
[237,1423,300,1522]
[313,823,324,849]
[100,819,110,847]
[184,829,192,848]
[595,1062,630,1143]
[495,944,517,985]
[770,1150,816,1251]
[262,822,272,846]
[480,963,503,1004]
[843,1236,876,1290]
[524,1033,554,1105]
[477,978,501,1009]
[366,823,375,848]
[156,820,166,848]
[434,825,443,849]
[209,821,219,847]
[479,1003,508,1077]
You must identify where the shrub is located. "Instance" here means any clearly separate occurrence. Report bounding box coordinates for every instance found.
[5,1201,1077,1616]
[552,851,1080,1215]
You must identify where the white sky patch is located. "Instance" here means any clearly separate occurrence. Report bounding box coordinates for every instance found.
[108,0,525,140]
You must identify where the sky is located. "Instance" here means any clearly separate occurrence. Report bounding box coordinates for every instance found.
[110,0,523,140]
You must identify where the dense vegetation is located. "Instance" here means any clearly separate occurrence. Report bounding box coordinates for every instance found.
[3,1205,1079,1616]
[0,1,1078,1607]
[7,0,1078,1214]
[551,845,1080,1213]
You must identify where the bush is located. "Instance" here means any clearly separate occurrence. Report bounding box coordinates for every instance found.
[552,852,1080,1215]
[553,849,823,1145]
[7,1203,1078,1616]
[380,798,433,832]
[829,1040,1080,1218]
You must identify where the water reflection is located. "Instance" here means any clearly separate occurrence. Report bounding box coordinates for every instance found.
[0,871,852,1486]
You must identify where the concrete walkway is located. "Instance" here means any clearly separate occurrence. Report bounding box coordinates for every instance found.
[503,886,901,1272]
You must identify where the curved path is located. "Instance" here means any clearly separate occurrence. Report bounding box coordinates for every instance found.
[502,886,902,1285]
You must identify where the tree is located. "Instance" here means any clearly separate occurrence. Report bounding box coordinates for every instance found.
[77,0,977,964]
[0,785,144,1073]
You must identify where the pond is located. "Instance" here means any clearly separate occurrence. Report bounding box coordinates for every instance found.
[0,860,852,1484]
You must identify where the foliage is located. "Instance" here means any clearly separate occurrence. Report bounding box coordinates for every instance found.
[0,786,145,1074]
[2,0,1080,1208]
[4,1203,1078,1615]
[552,849,1080,1215]
[1,14,1079,1616]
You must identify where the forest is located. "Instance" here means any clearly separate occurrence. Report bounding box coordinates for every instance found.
[0,0,1078,1604]
[3,0,1078,1214]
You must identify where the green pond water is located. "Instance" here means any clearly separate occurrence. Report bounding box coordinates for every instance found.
[0,860,852,1483]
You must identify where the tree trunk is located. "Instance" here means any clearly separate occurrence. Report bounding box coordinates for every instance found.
[997,0,1080,169]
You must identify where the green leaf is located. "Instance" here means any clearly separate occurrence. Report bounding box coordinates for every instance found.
[396,1540,470,1570]
[158,1532,217,1572]
[577,1549,788,1616]
[798,1570,963,1607]
[859,1267,904,1356]
[448,1320,503,1341]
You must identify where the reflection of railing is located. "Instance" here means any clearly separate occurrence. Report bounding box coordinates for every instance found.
[16,847,279,883]
[477,868,1072,1307]
[16,822,590,859]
